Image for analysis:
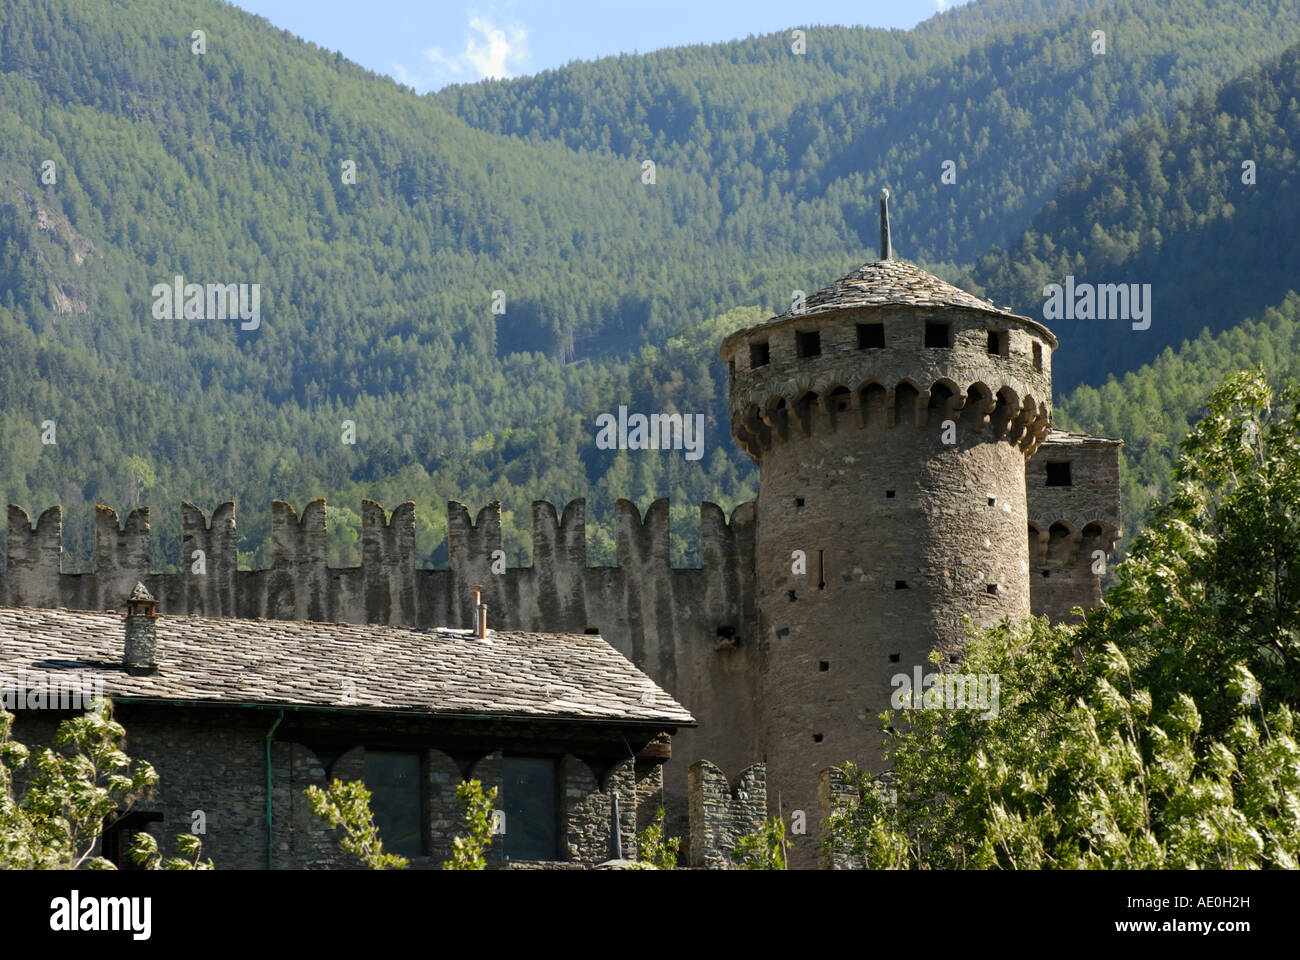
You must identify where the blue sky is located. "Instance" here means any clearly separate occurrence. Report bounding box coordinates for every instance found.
[231,0,972,92]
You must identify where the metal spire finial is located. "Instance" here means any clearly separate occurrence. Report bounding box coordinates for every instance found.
[879,188,892,261]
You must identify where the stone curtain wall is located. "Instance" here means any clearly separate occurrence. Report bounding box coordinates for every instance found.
[2,498,757,638]
[817,765,865,870]
[1,496,762,856]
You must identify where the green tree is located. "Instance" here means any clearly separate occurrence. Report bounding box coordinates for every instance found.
[824,372,1300,869]
[731,815,788,870]
[303,779,409,870]
[1094,370,1300,726]
[128,831,213,870]
[633,808,680,869]
[0,698,178,869]
[442,779,498,870]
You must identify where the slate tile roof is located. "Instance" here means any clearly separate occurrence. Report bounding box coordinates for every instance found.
[1041,429,1124,446]
[0,606,695,726]
[769,259,1021,322]
[722,257,1058,350]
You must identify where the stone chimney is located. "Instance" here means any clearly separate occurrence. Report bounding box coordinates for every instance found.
[123,582,159,675]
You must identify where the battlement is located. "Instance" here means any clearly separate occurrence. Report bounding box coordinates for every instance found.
[686,760,768,868]
[2,497,757,620]
[2,496,764,834]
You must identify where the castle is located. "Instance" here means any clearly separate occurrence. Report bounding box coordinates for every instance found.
[0,197,1122,867]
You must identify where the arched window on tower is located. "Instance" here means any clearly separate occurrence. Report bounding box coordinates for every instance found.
[1047,522,1075,566]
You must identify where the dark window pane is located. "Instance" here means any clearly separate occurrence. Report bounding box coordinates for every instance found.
[925,322,951,348]
[364,751,422,858]
[502,757,558,861]
[857,323,885,349]
[102,811,163,869]
[1045,461,1073,487]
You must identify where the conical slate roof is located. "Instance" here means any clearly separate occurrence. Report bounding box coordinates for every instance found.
[723,257,1055,348]
[783,259,1018,320]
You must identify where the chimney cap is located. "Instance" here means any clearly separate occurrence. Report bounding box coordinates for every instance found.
[124,582,159,620]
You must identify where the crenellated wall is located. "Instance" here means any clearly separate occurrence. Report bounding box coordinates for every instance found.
[1,496,761,843]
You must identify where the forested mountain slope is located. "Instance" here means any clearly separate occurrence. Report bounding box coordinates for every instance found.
[1055,292,1300,542]
[3,0,1299,574]
[438,0,1300,269]
[974,42,1300,387]
[914,0,1119,44]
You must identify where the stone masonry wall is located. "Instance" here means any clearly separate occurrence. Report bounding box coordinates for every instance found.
[687,760,767,868]
[817,764,866,870]
[721,304,1053,868]
[6,706,652,869]
[1,496,761,851]
[1027,437,1123,620]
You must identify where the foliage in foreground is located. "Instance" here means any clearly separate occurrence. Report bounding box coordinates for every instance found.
[304,778,409,870]
[826,372,1300,869]
[442,779,498,870]
[732,815,789,870]
[0,698,207,869]
[128,830,213,870]
[633,808,681,869]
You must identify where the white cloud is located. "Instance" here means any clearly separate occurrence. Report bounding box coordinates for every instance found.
[406,14,529,89]
[936,0,950,10]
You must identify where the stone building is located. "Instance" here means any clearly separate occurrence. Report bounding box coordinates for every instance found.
[0,586,699,868]
[0,199,1121,868]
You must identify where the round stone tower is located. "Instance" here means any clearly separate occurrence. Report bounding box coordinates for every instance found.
[719,193,1056,865]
